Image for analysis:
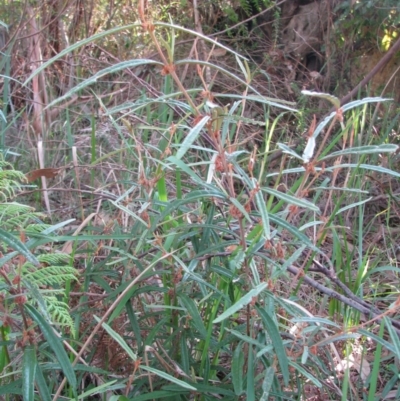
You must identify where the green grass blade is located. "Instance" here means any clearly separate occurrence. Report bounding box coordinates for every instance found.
[47,59,163,108]
[367,321,385,401]
[256,305,289,386]
[260,366,275,401]
[232,341,244,395]
[246,345,255,401]
[262,187,320,213]
[0,228,39,266]
[22,345,36,401]
[94,316,137,361]
[77,380,121,399]
[25,305,77,395]
[175,116,210,160]
[384,316,400,359]
[139,365,196,390]
[34,361,52,401]
[178,293,207,338]
[213,283,268,324]
[290,360,322,387]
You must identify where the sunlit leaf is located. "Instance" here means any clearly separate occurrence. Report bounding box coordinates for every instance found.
[213,283,268,323]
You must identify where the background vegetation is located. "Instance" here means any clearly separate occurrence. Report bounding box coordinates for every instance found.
[0,0,399,400]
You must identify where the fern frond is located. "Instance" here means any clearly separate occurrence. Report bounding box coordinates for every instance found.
[25,223,53,233]
[24,265,78,287]
[0,157,77,338]
[45,296,75,336]
[0,172,26,200]
[0,202,44,230]
[37,253,71,265]
[0,202,34,214]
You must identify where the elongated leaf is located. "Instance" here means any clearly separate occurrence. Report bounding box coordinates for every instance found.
[213,283,268,323]
[130,390,188,400]
[139,365,196,390]
[320,144,398,160]
[175,116,210,160]
[367,321,385,401]
[178,294,207,338]
[291,317,340,327]
[217,93,298,111]
[335,197,372,215]
[77,380,121,400]
[0,228,39,266]
[384,316,400,359]
[341,97,391,112]
[47,60,163,108]
[167,155,204,184]
[262,187,320,213]
[302,90,340,109]
[260,367,275,401]
[0,378,23,396]
[94,316,137,361]
[277,143,303,160]
[225,328,266,348]
[289,360,322,387]
[34,361,51,401]
[256,306,289,386]
[325,163,400,179]
[25,305,77,395]
[254,179,270,240]
[232,342,244,395]
[23,345,37,401]
[246,345,255,401]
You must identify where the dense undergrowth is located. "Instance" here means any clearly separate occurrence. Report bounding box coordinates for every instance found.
[1,1,400,401]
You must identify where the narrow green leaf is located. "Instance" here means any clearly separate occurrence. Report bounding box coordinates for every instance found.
[25,305,77,395]
[301,90,340,109]
[289,361,322,387]
[224,328,266,348]
[384,316,400,359]
[367,321,385,401]
[94,316,137,361]
[47,60,163,109]
[0,378,23,396]
[139,365,196,390]
[23,345,37,401]
[232,342,244,395]
[358,328,397,354]
[109,396,129,401]
[262,187,320,213]
[130,390,188,400]
[256,306,289,386]
[229,196,252,222]
[175,116,210,160]
[34,361,52,401]
[0,227,39,266]
[77,380,121,399]
[217,93,298,111]
[260,367,275,401]
[277,143,303,160]
[324,163,400,179]
[178,294,207,338]
[341,97,391,112]
[213,283,268,323]
[291,317,340,327]
[166,155,204,184]
[246,345,255,401]
[320,144,398,160]
[254,180,270,240]
[335,197,372,215]
[107,285,138,324]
